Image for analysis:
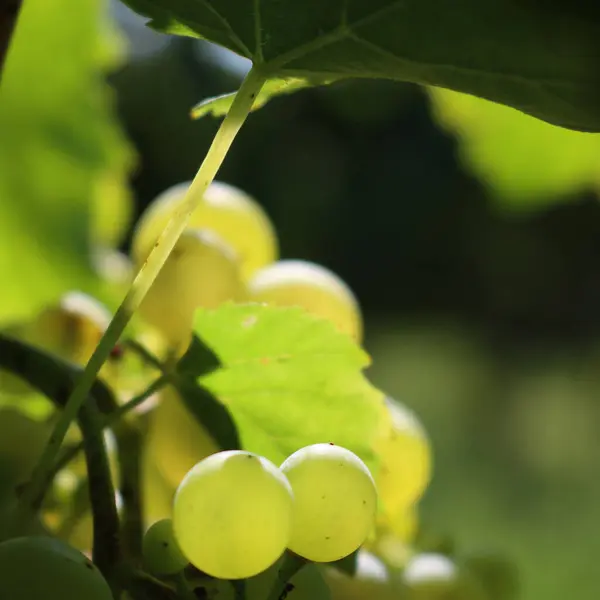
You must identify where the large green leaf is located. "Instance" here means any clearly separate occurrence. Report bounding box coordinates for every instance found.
[0,0,133,326]
[191,304,386,471]
[429,88,600,210]
[121,0,600,131]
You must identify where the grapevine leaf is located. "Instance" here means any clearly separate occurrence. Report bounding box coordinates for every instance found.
[176,334,221,378]
[121,0,600,131]
[190,77,333,119]
[429,88,600,209]
[0,0,134,326]
[174,379,241,451]
[191,304,386,472]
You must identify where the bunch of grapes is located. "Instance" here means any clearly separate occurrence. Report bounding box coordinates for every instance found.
[0,180,516,600]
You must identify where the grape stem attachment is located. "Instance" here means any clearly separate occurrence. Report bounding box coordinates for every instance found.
[14,65,267,530]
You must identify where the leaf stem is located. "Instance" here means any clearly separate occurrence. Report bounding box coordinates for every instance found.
[15,65,266,530]
[47,375,168,485]
[266,553,308,600]
[77,403,121,592]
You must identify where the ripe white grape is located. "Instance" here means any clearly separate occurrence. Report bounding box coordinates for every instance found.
[0,536,112,600]
[173,450,293,579]
[248,260,363,341]
[376,397,432,517]
[146,386,219,487]
[142,518,188,575]
[132,180,278,280]
[280,443,377,562]
[28,291,111,365]
[138,229,246,347]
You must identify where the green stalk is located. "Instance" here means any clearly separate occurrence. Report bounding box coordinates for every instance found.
[15,65,266,529]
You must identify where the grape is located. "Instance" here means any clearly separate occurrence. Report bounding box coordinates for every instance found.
[324,551,397,600]
[248,260,362,342]
[247,559,332,600]
[0,536,112,600]
[142,518,188,576]
[402,553,488,600]
[280,443,377,562]
[173,450,293,579]
[142,455,175,526]
[132,180,278,280]
[376,397,432,517]
[138,229,246,348]
[27,291,111,365]
[146,386,219,487]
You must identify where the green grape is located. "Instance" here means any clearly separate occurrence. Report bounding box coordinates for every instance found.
[146,386,219,487]
[0,292,110,394]
[325,550,397,600]
[402,553,489,600]
[138,229,246,348]
[280,443,377,563]
[375,397,432,518]
[142,454,175,527]
[247,559,332,600]
[132,180,278,280]
[26,291,111,365]
[142,518,188,576]
[248,260,363,342]
[173,450,293,579]
[0,536,112,600]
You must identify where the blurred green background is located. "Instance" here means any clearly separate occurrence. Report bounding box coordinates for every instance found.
[3,1,600,598]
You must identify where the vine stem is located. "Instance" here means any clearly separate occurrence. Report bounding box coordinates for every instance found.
[15,65,266,530]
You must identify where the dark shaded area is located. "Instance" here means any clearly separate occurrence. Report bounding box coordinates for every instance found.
[111,40,600,349]
[0,0,22,80]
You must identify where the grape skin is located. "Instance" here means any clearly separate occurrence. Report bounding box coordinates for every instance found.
[248,260,363,342]
[280,443,377,562]
[132,180,278,280]
[173,450,294,579]
[138,229,246,348]
[145,386,219,487]
[376,397,432,518]
[0,536,112,600]
[142,518,188,575]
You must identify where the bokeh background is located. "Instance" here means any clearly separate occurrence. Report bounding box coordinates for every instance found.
[4,1,600,598]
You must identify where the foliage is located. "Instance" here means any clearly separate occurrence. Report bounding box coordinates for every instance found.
[0,0,134,326]
[122,0,600,131]
[429,88,600,210]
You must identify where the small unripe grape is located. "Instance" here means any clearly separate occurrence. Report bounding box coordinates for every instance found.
[146,386,219,487]
[142,518,188,575]
[280,443,377,562]
[173,450,293,579]
[138,229,246,347]
[248,260,362,342]
[0,536,112,600]
[376,398,432,517]
[132,180,278,280]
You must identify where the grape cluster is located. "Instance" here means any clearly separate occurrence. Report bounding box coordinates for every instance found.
[142,444,377,581]
[0,180,515,600]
